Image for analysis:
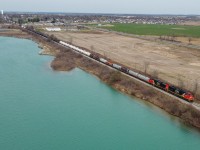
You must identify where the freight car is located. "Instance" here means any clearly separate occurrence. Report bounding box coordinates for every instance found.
[154,79,169,90]
[121,67,129,73]
[99,58,108,64]
[26,27,60,43]
[112,64,128,73]
[90,54,99,61]
[60,41,91,56]
[113,64,121,70]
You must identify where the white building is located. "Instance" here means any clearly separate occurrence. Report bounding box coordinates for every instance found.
[1,10,3,16]
[46,27,61,32]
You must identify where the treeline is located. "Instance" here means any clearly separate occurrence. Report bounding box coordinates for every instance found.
[17,17,40,25]
[25,26,60,43]
[159,35,177,42]
[27,17,40,23]
[159,35,193,44]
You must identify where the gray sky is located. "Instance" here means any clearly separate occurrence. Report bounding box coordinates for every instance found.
[1,0,200,14]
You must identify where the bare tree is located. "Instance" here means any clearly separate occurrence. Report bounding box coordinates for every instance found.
[163,36,165,40]
[134,62,137,70]
[144,61,150,75]
[168,36,171,41]
[188,37,192,44]
[152,70,159,78]
[103,52,106,57]
[69,36,73,44]
[193,79,199,98]
[170,36,174,41]
[178,78,184,89]
[172,34,176,42]
[90,45,94,52]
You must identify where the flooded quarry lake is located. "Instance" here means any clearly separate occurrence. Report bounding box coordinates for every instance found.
[0,36,200,150]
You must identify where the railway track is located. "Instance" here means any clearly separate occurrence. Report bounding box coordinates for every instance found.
[25,28,200,111]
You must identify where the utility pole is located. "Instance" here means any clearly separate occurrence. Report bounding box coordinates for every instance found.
[0,10,3,23]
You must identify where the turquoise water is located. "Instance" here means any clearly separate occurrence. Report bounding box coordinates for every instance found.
[0,36,200,150]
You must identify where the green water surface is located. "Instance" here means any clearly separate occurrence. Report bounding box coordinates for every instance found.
[0,37,200,150]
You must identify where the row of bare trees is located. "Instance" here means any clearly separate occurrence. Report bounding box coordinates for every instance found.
[159,35,177,42]
[159,35,192,44]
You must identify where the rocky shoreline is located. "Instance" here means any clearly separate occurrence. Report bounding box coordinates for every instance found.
[1,29,200,130]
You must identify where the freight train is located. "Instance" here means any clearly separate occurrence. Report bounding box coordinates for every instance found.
[25,27,194,102]
[59,41,194,102]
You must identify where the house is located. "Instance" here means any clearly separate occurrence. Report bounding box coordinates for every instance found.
[46,27,61,32]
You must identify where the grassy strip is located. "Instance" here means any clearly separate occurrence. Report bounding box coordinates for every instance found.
[97,23,200,38]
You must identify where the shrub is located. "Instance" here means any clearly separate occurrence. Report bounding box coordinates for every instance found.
[108,71,122,85]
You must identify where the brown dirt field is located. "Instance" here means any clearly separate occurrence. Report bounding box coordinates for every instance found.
[179,21,200,26]
[0,29,32,38]
[175,37,200,46]
[46,30,200,98]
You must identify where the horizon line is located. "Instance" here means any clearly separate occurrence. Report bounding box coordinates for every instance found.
[2,11,200,16]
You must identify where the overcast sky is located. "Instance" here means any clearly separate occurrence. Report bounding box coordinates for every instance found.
[0,0,200,14]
